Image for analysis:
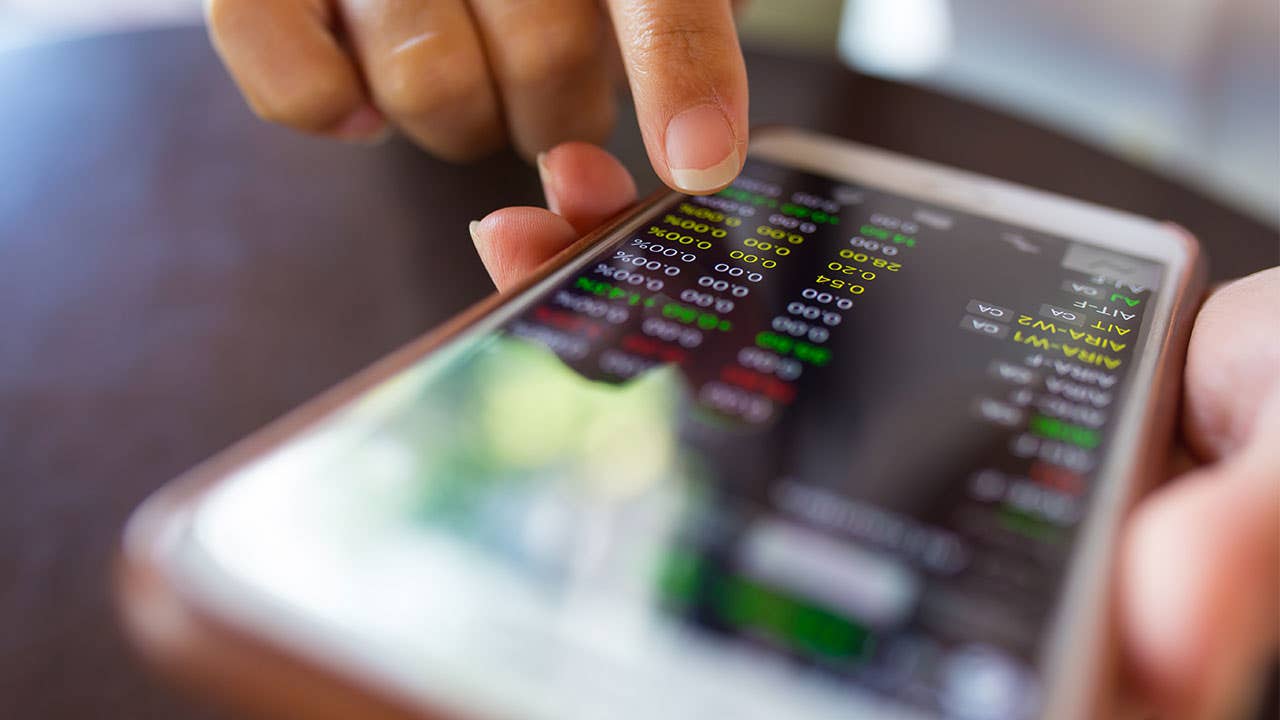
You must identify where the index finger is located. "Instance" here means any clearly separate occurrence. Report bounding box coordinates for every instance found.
[606,0,748,194]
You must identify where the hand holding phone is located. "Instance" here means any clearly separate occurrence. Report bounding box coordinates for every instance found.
[118,129,1261,720]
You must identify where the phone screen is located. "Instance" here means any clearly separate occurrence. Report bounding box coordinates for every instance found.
[192,157,1168,720]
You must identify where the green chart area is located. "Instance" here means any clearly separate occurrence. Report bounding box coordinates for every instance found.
[660,549,876,668]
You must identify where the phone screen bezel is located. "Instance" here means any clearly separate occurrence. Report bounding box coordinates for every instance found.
[118,127,1203,720]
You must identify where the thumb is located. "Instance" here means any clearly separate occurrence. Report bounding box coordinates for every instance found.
[1121,268,1280,718]
[1121,389,1280,719]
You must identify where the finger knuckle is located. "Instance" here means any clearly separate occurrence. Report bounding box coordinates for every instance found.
[206,0,359,131]
[204,0,242,32]
[499,8,601,84]
[205,0,275,46]
[255,72,357,131]
[375,41,488,119]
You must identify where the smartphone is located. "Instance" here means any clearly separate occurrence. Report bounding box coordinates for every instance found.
[117,127,1205,720]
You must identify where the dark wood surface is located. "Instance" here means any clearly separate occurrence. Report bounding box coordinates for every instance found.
[1,26,1275,720]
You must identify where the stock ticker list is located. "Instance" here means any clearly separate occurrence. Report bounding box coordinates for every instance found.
[511,168,900,416]
[499,160,1162,714]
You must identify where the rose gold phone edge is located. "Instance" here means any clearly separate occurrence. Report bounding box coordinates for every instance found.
[114,127,1208,720]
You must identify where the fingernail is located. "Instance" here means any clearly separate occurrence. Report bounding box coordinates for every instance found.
[333,105,390,144]
[664,104,740,193]
[535,152,561,214]
[468,220,484,247]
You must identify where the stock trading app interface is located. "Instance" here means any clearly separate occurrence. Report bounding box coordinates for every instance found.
[293,159,1166,719]
[494,160,1163,717]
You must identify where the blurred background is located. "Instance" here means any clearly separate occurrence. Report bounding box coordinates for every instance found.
[2,0,1275,226]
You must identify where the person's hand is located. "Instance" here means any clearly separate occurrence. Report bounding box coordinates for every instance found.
[471,142,1280,719]
[204,0,747,194]
[1121,266,1279,719]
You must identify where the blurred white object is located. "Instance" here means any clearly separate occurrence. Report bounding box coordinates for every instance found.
[0,0,201,49]
[6,0,199,24]
[839,0,952,78]
[840,0,1280,227]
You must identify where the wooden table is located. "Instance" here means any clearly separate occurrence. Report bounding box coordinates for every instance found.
[1,26,1275,720]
